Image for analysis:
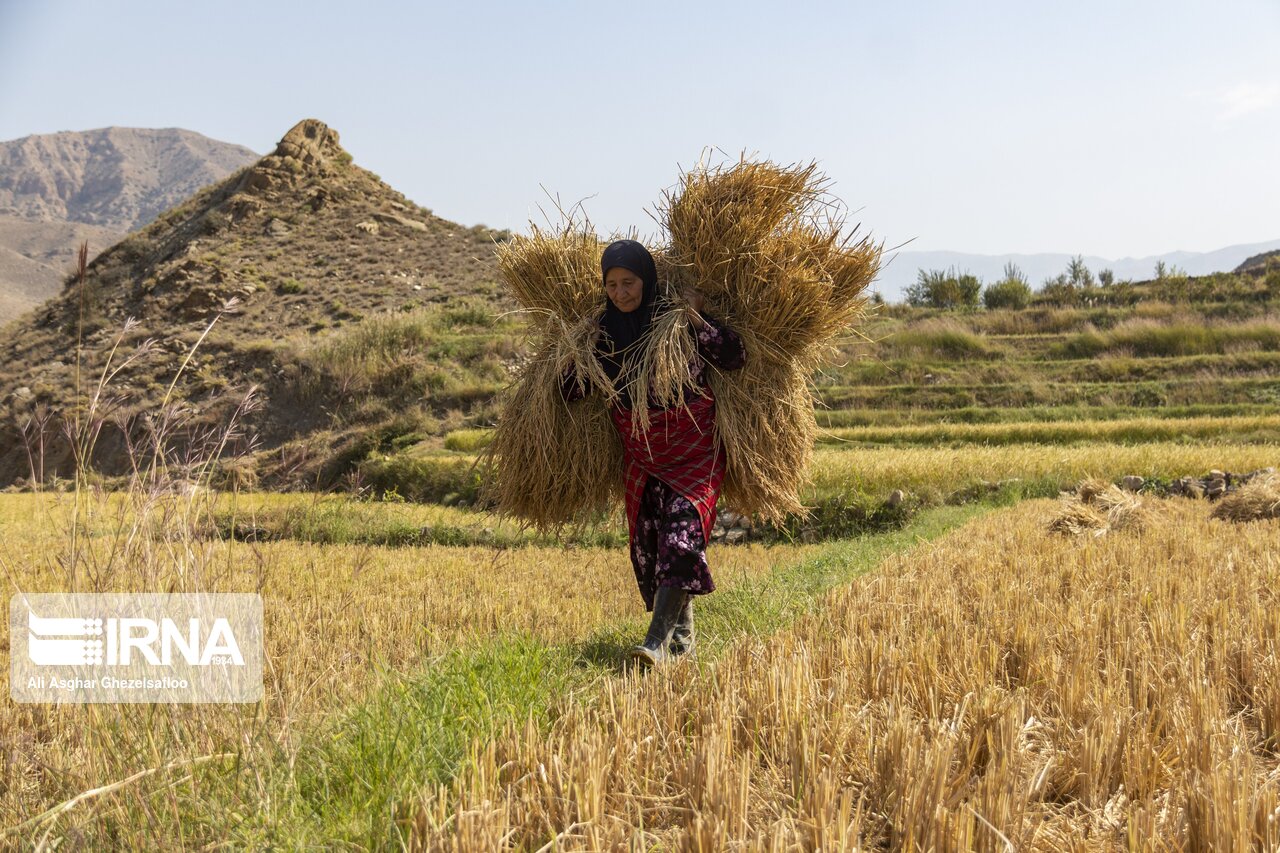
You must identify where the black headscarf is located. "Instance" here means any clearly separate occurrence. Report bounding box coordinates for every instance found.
[598,239,659,407]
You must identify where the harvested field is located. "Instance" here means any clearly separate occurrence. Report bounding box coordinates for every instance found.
[408,497,1280,849]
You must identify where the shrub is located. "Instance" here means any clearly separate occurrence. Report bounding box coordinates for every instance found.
[358,452,484,504]
[905,268,982,309]
[983,278,1032,310]
[201,210,229,235]
[1051,330,1108,359]
[441,299,495,328]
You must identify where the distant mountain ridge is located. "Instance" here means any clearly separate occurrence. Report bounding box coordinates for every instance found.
[0,127,259,322]
[0,126,258,229]
[875,238,1280,302]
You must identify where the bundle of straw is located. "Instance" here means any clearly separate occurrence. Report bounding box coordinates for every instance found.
[1049,479,1150,537]
[1210,470,1280,522]
[482,157,882,528]
[478,223,623,529]
[652,158,881,520]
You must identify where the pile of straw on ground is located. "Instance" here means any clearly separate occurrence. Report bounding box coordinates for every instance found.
[1211,470,1280,522]
[1049,478,1150,536]
[481,158,881,529]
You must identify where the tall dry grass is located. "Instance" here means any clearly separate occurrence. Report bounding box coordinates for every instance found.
[406,497,1280,849]
[0,290,268,840]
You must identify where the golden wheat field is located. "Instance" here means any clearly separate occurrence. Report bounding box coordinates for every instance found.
[406,496,1280,850]
[0,490,822,832]
[806,442,1280,502]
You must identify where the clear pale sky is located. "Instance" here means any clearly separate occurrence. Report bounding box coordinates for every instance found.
[1,0,1277,258]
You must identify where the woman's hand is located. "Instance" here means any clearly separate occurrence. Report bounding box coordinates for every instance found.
[682,287,707,329]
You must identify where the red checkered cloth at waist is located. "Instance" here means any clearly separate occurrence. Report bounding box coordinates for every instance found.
[609,390,725,545]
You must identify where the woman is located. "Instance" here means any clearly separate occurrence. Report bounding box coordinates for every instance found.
[559,239,746,667]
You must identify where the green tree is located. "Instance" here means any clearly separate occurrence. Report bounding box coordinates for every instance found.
[904,269,939,306]
[1038,273,1077,306]
[906,267,982,309]
[1066,255,1095,288]
[983,263,1032,309]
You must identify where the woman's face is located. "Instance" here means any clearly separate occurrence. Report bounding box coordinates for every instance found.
[605,267,644,313]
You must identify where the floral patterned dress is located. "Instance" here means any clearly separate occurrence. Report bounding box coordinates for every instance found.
[560,313,747,611]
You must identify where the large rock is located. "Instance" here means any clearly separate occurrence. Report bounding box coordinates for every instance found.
[235,119,345,198]
[372,212,427,233]
[179,285,227,319]
[273,119,343,168]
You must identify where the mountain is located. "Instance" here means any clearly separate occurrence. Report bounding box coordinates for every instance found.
[0,127,260,322]
[0,118,509,489]
[874,238,1280,302]
[0,126,259,229]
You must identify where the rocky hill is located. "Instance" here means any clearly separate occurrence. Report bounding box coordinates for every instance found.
[1235,249,1280,274]
[0,127,259,322]
[0,119,512,490]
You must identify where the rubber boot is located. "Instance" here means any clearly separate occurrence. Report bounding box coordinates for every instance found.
[669,596,695,658]
[628,586,689,668]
